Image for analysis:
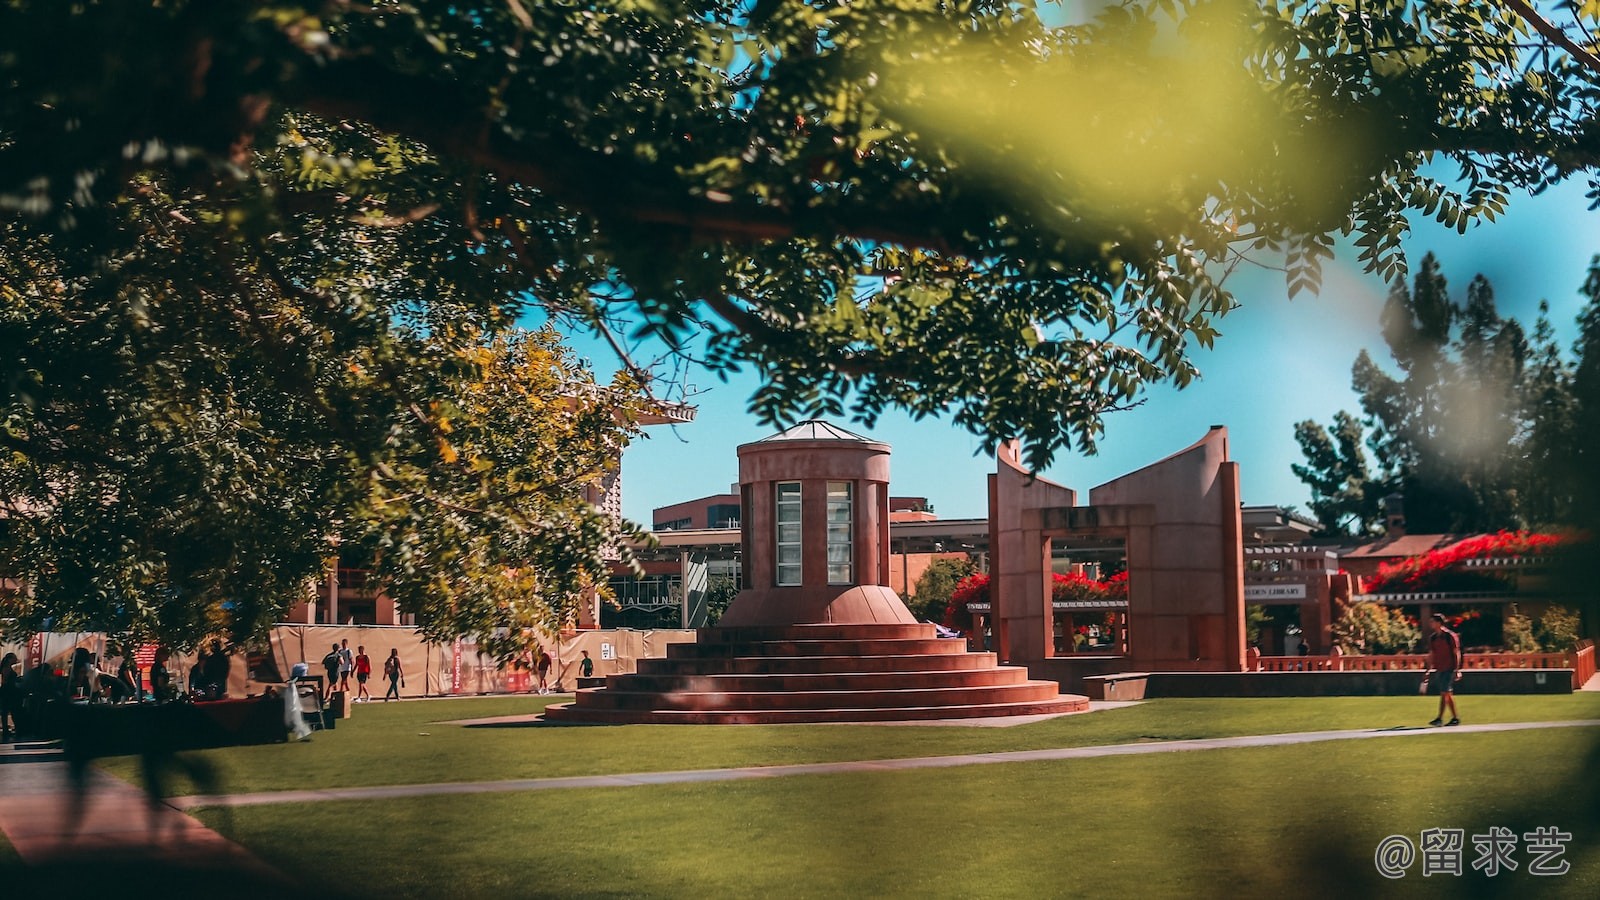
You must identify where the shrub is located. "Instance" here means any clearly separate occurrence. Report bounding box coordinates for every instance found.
[1536,605,1583,652]
[943,569,1127,630]
[1332,600,1420,654]
[1502,607,1539,653]
[1246,605,1274,646]
[944,573,990,630]
[907,557,976,623]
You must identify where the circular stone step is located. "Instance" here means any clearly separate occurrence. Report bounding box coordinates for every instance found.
[541,694,1091,725]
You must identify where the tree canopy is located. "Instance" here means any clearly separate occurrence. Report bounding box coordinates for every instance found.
[4,0,1600,643]
[1293,254,1599,535]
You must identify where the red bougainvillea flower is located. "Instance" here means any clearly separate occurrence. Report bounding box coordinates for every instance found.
[1366,531,1578,593]
[944,573,991,628]
[942,570,1128,627]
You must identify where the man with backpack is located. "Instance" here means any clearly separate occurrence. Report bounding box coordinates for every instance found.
[321,643,343,703]
[1425,613,1463,727]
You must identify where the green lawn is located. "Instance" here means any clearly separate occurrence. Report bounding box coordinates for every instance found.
[200,727,1600,898]
[97,693,1600,798]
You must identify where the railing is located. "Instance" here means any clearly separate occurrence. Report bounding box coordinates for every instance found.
[1258,648,1595,689]
[1574,641,1596,689]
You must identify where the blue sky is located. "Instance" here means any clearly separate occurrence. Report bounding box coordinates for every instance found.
[592,178,1596,526]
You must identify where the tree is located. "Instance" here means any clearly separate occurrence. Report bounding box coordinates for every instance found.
[0,318,648,652]
[6,1,1600,641]
[1290,411,1386,535]
[702,576,742,627]
[1518,301,1577,528]
[905,557,976,623]
[1292,258,1577,534]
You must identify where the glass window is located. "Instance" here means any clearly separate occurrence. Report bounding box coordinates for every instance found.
[776,482,802,586]
[826,482,852,584]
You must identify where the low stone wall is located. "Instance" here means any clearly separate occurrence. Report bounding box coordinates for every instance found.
[1021,656,1127,693]
[1083,668,1574,700]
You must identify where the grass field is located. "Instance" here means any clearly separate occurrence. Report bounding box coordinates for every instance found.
[197,726,1600,899]
[96,693,1600,798]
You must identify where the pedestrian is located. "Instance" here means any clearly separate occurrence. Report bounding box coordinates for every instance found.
[150,646,172,703]
[1425,613,1463,726]
[338,639,354,694]
[0,652,20,740]
[202,639,230,699]
[321,643,343,702]
[579,650,594,679]
[383,648,404,701]
[536,648,552,694]
[354,645,372,703]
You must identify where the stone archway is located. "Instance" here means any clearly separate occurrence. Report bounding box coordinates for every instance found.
[989,426,1246,675]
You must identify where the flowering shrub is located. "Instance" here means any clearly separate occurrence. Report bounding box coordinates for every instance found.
[943,570,1126,629]
[944,573,990,629]
[1051,571,1118,603]
[1365,531,1572,593]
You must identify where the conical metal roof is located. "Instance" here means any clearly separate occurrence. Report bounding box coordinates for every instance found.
[752,419,874,443]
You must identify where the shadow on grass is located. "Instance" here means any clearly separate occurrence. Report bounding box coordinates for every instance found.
[2,858,291,898]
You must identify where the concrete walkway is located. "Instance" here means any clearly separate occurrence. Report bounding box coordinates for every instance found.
[165,717,1600,811]
[0,743,286,888]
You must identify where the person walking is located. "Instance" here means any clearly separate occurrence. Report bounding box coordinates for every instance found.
[354,645,373,703]
[337,639,354,694]
[383,649,404,701]
[1425,613,1463,726]
[321,643,343,703]
[535,648,553,695]
[579,650,594,679]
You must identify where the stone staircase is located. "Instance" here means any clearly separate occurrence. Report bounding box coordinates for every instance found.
[542,624,1090,724]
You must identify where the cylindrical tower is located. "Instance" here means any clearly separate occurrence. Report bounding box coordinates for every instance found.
[718,421,917,626]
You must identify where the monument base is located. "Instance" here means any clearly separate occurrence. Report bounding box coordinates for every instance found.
[543,623,1090,725]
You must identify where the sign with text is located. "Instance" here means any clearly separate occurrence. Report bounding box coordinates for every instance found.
[1245,584,1308,601]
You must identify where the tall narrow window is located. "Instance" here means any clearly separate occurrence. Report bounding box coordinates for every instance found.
[826,481,852,584]
[775,481,802,586]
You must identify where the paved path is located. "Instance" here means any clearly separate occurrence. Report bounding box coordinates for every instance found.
[0,744,286,887]
[166,718,1600,811]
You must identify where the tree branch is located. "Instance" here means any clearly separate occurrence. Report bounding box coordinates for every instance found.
[288,59,958,253]
[1499,0,1600,75]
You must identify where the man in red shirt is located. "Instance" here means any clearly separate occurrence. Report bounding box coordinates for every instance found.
[1425,613,1462,726]
[354,645,373,703]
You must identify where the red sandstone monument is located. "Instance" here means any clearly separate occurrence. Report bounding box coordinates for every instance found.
[544,421,1090,723]
[987,425,1247,687]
